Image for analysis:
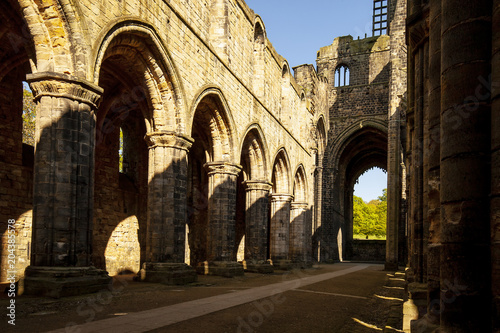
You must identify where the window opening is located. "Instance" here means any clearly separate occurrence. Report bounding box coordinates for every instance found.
[373,0,388,36]
[335,65,350,87]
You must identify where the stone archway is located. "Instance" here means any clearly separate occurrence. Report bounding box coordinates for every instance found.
[269,148,293,269]
[290,165,310,267]
[236,125,273,273]
[93,30,160,276]
[187,89,243,277]
[324,121,388,262]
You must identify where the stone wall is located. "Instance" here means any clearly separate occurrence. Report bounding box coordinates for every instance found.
[0,69,33,282]
[0,0,324,283]
[350,240,386,262]
[405,0,497,331]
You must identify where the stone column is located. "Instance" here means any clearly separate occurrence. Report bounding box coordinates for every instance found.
[313,164,323,262]
[201,162,244,277]
[139,132,197,285]
[492,1,500,330]
[270,194,293,269]
[425,0,441,326]
[23,73,110,298]
[440,0,492,330]
[243,180,273,273]
[290,202,309,268]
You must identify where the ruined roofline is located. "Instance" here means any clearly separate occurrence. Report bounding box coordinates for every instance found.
[317,34,390,60]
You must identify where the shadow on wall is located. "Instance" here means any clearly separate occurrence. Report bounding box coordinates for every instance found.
[0,68,34,283]
[92,97,148,277]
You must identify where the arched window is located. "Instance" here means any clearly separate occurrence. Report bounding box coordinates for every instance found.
[335,65,350,87]
[119,127,125,173]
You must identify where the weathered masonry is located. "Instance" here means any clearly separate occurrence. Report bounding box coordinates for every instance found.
[0,0,325,295]
[1,0,497,330]
[404,1,500,332]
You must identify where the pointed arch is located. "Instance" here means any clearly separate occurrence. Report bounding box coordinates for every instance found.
[328,119,388,166]
[93,20,187,133]
[253,16,267,98]
[240,124,269,181]
[254,16,267,43]
[190,87,238,162]
[282,61,290,79]
[293,164,308,203]
[316,116,327,165]
[271,148,291,194]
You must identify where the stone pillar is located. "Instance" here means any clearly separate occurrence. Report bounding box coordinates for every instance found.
[290,202,309,268]
[270,194,293,269]
[139,132,197,285]
[425,0,441,326]
[313,165,323,262]
[201,162,244,277]
[243,180,273,273]
[492,1,500,330]
[23,73,110,298]
[440,0,492,330]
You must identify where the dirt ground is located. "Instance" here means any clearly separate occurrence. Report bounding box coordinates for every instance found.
[0,263,404,333]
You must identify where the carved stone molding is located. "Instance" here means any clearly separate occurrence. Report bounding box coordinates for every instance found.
[244,180,272,192]
[271,193,294,202]
[145,131,194,151]
[291,202,308,210]
[26,72,103,109]
[204,161,242,176]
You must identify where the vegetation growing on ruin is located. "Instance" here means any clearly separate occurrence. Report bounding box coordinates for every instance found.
[353,188,387,239]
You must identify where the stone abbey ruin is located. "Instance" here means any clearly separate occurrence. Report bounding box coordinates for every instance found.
[0,0,498,331]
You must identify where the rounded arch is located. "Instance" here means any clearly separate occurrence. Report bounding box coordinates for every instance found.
[239,123,270,181]
[293,164,308,203]
[92,20,187,133]
[271,148,292,194]
[190,86,238,162]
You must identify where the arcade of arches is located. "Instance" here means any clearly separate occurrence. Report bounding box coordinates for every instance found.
[0,0,498,331]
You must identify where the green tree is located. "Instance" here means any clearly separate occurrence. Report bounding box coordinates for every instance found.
[22,87,36,146]
[353,188,387,239]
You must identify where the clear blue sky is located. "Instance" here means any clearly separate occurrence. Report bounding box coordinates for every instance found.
[245,0,374,68]
[245,0,386,201]
[354,167,387,202]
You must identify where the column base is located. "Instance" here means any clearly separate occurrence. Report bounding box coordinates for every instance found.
[23,266,111,298]
[196,261,244,277]
[243,260,274,274]
[139,263,197,285]
[271,259,293,270]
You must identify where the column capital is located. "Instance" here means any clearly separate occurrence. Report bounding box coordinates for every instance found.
[145,131,194,151]
[291,202,308,210]
[204,161,242,176]
[271,193,294,202]
[26,72,103,109]
[244,180,272,192]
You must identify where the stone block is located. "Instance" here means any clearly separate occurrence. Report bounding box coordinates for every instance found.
[196,261,244,277]
[139,262,197,285]
[23,266,111,298]
[243,260,274,274]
